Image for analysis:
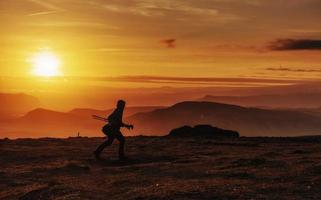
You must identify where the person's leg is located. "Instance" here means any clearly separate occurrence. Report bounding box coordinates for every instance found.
[94,135,114,159]
[115,131,126,159]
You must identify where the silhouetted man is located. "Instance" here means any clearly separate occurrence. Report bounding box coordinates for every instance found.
[94,100,133,160]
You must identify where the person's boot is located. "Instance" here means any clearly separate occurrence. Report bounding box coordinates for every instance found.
[118,152,128,160]
[118,155,128,160]
[94,150,101,160]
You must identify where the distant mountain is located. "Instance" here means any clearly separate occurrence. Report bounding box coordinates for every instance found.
[0,93,40,119]
[3,108,91,138]
[68,106,164,118]
[199,93,321,108]
[289,107,321,118]
[3,101,321,138]
[0,106,163,138]
[127,101,321,136]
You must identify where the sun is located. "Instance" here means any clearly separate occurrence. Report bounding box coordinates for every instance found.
[31,50,61,77]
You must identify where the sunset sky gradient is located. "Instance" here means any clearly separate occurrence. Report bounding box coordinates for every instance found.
[1,0,321,109]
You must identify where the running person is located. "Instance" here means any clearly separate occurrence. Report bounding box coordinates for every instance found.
[94,100,133,160]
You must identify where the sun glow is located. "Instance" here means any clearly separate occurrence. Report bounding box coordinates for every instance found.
[31,51,61,77]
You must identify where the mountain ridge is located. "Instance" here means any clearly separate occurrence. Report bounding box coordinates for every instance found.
[199,93,321,108]
[127,101,321,136]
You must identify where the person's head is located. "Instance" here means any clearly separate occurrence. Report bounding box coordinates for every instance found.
[117,99,126,110]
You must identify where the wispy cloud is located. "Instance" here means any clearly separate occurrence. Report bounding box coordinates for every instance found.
[85,48,136,52]
[287,29,321,34]
[25,21,118,29]
[65,75,302,86]
[27,0,63,11]
[268,39,321,50]
[136,1,219,16]
[266,67,321,73]
[27,0,65,16]
[100,0,241,23]
[102,1,218,16]
[27,10,62,17]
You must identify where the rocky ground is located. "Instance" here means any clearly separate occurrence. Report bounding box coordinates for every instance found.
[1,136,321,199]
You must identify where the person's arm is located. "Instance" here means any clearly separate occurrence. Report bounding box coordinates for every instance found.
[121,122,134,130]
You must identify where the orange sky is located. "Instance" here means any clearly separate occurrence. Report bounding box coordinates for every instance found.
[1,0,321,101]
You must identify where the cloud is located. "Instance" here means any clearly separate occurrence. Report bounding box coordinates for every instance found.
[99,0,242,23]
[102,1,219,17]
[27,0,63,11]
[160,39,176,48]
[65,75,301,86]
[268,39,321,50]
[85,48,132,52]
[27,0,65,16]
[136,1,219,16]
[25,21,116,29]
[27,10,62,16]
[287,29,321,34]
[266,67,321,73]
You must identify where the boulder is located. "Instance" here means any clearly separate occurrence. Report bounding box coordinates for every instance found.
[168,126,194,137]
[168,124,239,138]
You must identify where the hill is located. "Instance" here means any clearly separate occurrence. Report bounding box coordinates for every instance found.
[0,106,163,138]
[69,106,164,118]
[3,108,91,138]
[199,93,321,108]
[2,101,321,138]
[0,93,40,119]
[127,101,321,136]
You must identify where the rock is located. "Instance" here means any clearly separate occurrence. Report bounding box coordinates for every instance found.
[168,124,239,138]
[168,125,194,137]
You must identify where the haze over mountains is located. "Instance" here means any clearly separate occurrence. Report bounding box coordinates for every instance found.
[0,93,40,120]
[128,101,321,136]
[2,101,321,138]
[0,106,162,138]
[1,83,321,139]
[199,93,321,108]
[3,81,321,110]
